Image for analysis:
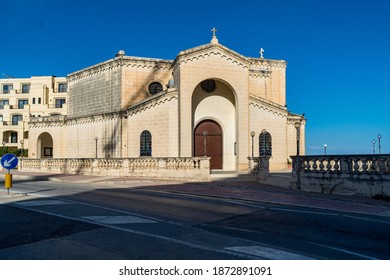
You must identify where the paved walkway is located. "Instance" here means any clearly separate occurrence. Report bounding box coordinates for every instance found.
[1,170,390,217]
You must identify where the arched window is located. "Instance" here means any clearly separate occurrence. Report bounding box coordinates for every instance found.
[140,130,152,156]
[259,130,272,156]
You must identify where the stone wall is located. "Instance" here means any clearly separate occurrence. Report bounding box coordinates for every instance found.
[67,60,122,118]
[248,58,287,106]
[126,90,179,158]
[121,57,172,109]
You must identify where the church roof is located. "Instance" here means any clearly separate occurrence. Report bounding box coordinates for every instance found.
[172,29,286,69]
[68,28,286,81]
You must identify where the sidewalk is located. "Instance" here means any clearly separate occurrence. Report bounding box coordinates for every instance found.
[1,170,390,217]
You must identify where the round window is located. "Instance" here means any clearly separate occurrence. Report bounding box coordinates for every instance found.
[201,79,216,93]
[148,82,163,95]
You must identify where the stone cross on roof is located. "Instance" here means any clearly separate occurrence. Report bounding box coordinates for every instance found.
[211,27,217,37]
[260,48,264,59]
[211,27,219,44]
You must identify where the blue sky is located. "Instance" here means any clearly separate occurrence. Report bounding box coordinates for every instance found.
[1,0,389,155]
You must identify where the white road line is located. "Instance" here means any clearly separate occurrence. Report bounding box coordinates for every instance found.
[81,215,157,224]
[225,245,314,260]
[307,241,378,260]
[270,207,338,216]
[378,210,390,217]
[343,214,390,224]
[13,200,74,207]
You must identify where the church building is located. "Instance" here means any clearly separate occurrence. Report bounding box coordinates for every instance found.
[28,30,306,172]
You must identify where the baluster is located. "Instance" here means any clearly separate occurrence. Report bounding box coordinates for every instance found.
[361,158,369,172]
[326,159,332,171]
[333,158,340,172]
[378,158,386,173]
[319,158,325,172]
[370,158,377,173]
[312,158,318,171]
[353,158,360,172]
[186,159,190,169]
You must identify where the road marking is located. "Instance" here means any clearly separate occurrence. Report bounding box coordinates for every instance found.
[81,215,157,224]
[270,207,338,216]
[375,210,390,218]
[9,204,259,260]
[14,200,74,207]
[225,245,314,260]
[307,241,378,260]
[343,214,390,225]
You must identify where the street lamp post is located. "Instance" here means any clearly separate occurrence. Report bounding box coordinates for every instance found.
[95,137,98,158]
[372,139,376,154]
[324,144,327,155]
[294,121,302,190]
[250,131,255,158]
[20,140,24,169]
[378,134,382,155]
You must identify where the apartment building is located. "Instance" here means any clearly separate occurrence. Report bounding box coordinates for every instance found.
[0,76,67,152]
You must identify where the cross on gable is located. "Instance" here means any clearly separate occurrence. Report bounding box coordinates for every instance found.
[211,27,217,37]
[260,48,264,59]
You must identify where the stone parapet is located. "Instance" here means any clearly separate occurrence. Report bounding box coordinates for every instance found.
[248,156,271,181]
[291,154,390,197]
[20,157,210,182]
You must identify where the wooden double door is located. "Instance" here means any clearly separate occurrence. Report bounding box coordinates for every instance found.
[194,120,223,170]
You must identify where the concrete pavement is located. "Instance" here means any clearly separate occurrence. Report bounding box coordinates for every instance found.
[1,170,390,217]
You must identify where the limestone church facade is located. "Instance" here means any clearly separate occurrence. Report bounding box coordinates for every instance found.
[28,32,306,172]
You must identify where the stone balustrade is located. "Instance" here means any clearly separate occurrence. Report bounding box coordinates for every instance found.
[291,154,390,197]
[19,157,211,181]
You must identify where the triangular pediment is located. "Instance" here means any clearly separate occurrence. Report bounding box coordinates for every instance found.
[172,42,251,69]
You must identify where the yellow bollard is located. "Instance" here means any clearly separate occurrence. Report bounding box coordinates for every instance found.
[5,173,12,189]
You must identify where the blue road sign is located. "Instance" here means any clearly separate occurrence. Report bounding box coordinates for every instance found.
[1,154,19,170]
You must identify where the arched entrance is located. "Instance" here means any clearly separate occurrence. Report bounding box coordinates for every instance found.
[194,120,223,170]
[37,132,53,158]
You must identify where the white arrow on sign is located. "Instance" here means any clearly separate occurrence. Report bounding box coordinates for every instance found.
[4,156,16,167]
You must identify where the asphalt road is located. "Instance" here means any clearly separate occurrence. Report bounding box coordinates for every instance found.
[1,180,389,260]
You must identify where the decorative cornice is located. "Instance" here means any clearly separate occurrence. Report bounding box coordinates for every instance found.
[287,112,306,126]
[66,110,126,126]
[172,43,250,72]
[122,56,172,71]
[67,59,121,83]
[249,58,287,69]
[28,115,66,128]
[68,56,173,83]
[126,90,178,117]
[248,68,271,78]
[249,95,288,118]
